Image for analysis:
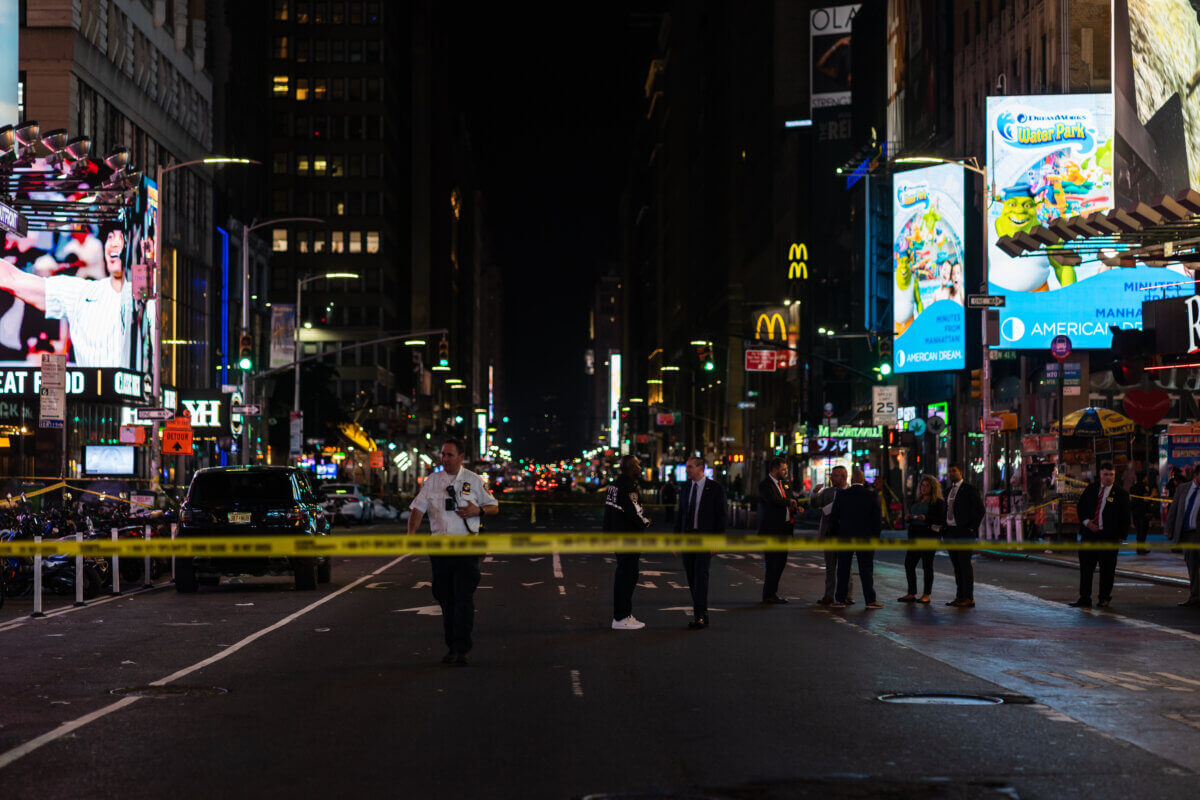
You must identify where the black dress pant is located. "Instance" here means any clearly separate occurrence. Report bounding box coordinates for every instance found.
[681,552,712,620]
[835,547,876,603]
[1078,545,1118,602]
[762,548,789,598]
[430,555,481,654]
[613,552,640,620]
[1133,515,1150,550]
[904,549,935,595]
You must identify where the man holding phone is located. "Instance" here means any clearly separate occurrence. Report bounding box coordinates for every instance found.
[408,438,499,666]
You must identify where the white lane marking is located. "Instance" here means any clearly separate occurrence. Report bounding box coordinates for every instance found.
[558,585,566,596]
[393,605,442,616]
[552,554,564,580]
[570,669,584,697]
[521,582,544,587]
[0,585,170,633]
[657,606,726,613]
[0,556,410,771]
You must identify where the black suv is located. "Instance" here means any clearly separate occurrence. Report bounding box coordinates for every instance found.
[176,466,332,592]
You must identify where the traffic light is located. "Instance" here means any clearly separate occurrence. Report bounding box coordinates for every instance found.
[1109,326,1154,385]
[697,344,714,371]
[437,339,450,368]
[970,368,982,399]
[877,335,893,377]
[237,333,253,371]
[884,427,900,447]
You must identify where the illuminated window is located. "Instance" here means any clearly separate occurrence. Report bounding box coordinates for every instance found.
[296,1,309,23]
[330,155,344,177]
[273,153,288,174]
[272,75,290,96]
[295,78,309,101]
[313,78,327,100]
[331,231,344,253]
[313,232,326,253]
[312,155,327,175]
[272,229,288,252]
[274,0,289,20]
[335,201,345,215]
[297,232,310,253]
[366,231,380,254]
[296,154,309,175]
[349,231,362,254]
[273,36,289,59]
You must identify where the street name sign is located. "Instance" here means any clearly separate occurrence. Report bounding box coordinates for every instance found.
[967,294,1006,308]
[983,416,1006,432]
[137,408,174,421]
[0,199,27,237]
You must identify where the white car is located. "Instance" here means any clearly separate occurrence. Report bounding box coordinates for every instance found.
[321,483,373,525]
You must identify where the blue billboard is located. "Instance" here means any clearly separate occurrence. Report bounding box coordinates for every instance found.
[892,163,965,373]
[985,93,1193,348]
[0,0,16,125]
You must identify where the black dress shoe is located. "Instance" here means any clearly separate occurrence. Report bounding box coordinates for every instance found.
[687,619,709,630]
[1097,599,1111,608]
[441,651,456,664]
[761,595,788,604]
[897,595,917,603]
[454,653,470,667]
[817,595,834,606]
[1178,598,1200,607]
[945,599,962,606]
[1068,599,1092,608]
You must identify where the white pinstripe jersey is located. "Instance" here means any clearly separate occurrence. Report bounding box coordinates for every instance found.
[44,275,132,368]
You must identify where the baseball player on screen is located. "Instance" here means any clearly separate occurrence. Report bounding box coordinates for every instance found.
[0,223,132,368]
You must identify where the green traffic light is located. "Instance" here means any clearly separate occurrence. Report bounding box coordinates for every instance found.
[879,363,892,376]
[238,356,253,370]
[704,361,714,371]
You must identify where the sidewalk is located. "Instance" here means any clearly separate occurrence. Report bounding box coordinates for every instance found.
[976,534,1191,588]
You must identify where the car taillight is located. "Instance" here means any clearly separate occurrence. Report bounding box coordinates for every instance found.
[266,507,304,525]
[180,508,202,523]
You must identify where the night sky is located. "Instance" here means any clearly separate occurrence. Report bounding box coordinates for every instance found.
[457,5,660,459]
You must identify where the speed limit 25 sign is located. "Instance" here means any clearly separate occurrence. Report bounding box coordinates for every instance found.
[872,386,898,427]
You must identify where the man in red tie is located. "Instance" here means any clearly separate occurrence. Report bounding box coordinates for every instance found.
[1071,462,1130,609]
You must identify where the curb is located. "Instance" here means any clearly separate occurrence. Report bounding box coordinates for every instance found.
[979,548,1190,588]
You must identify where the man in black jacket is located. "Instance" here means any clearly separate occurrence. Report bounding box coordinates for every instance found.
[604,455,651,630]
[758,457,797,603]
[828,468,883,609]
[1071,462,1130,609]
[674,456,726,629]
[943,465,984,608]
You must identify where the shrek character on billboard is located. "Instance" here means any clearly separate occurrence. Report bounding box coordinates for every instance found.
[894,253,923,336]
[992,183,1076,291]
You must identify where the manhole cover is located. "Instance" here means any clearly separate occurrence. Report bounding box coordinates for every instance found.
[877,693,1004,705]
[110,685,228,698]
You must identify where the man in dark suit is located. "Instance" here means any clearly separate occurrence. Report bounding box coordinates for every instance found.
[758,457,796,604]
[1164,462,1200,607]
[1071,461,1131,609]
[828,468,883,609]
[943,464,984,608]
[674,456,726,629]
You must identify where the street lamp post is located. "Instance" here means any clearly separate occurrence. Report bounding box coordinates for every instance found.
[894,156,993,496]
[239,217,324,464]
[293,272,359,459]
[150,157,259,493]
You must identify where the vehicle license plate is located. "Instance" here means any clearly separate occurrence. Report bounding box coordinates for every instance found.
[228,512,252,525]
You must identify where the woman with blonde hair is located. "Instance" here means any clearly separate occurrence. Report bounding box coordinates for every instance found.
[898,474,945,604]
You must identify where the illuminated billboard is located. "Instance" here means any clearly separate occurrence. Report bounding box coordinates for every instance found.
[983,94,1183,349]
[1117,0,1200,201]
[0,160,152,373]
[891,163,965,373]
[0,0,16,125]
[608,352,621,449]
[810,4,860,112]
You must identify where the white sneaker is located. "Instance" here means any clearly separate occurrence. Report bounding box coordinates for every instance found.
[611,615,646,630]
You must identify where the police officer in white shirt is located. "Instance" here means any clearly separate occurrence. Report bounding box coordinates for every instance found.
[0,223,133,368]
[407,438,498,666]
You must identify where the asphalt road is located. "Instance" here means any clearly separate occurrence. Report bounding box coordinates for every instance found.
[2,508,1200,799]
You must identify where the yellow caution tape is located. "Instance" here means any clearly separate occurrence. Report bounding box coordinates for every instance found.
[0,533,1196,558]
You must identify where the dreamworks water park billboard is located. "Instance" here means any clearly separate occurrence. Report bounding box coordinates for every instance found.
[986,93,1194,348]
[892,163,965,373]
